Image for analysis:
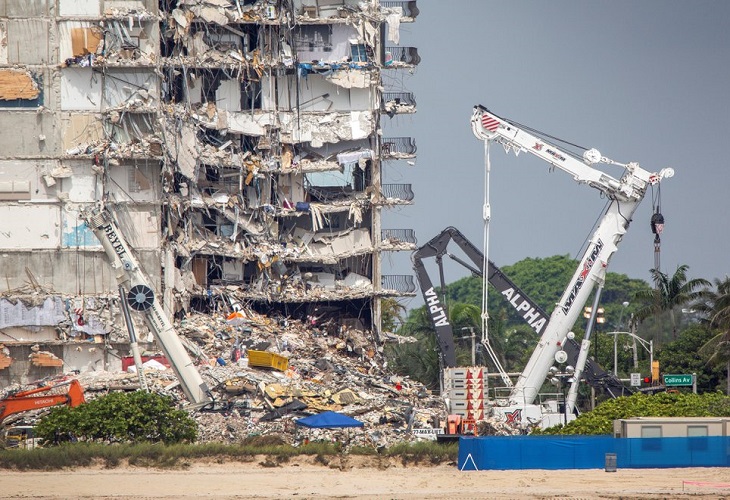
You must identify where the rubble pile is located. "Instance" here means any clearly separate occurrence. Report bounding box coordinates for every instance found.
[1,307,448,448]
[183,307,447,447]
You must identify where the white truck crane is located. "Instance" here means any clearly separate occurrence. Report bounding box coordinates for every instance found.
[470,105,673,427]
[82,207,213,406]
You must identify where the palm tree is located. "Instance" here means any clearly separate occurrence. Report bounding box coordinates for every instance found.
[386,307,441,389]
[695,277,730,395]
[380,297,406,333]
[503,325,538,372]
[388,302,503,388]
[448,302,481,357]
[634,265,709,341]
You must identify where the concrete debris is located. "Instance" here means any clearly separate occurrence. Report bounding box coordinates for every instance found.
[1,307,449,448]
[29,351,63,368]
[383,99,416,116]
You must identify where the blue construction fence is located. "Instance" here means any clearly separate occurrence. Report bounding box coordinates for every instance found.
[458,435,730,470]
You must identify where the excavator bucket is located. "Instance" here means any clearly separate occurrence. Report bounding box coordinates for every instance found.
[67,380,86,406]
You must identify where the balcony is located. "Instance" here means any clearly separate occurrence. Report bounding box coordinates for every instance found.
[306,185,358,202]
[382,92,416,116]
[384,46,421,67]
[381,1,420,20]
[380,229,418,246]
[381,183,414,202]
[381,274,416,293]
[381,137,417,158]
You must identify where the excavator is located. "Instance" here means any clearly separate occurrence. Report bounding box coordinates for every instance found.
[0,379,85,423]
[413,105,673,429]
[0,379,86,448]
[412,226,633,401]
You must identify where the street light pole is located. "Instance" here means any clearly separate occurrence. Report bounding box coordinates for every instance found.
[606,330,653,381]
[615,302,629,376]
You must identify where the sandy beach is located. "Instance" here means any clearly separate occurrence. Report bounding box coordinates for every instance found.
[1,457,729,499]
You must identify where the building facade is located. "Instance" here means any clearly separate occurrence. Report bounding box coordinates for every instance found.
[0,0,418,384]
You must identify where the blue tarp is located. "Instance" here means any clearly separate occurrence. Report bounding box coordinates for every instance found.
[295,411,364,429]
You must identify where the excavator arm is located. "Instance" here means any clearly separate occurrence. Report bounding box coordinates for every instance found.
[0,380,85,424]
[413,228,550,370]
[412,226,632,399]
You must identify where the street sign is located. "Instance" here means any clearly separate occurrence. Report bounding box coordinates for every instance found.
[630,373,641,387]
[663,374,693,387]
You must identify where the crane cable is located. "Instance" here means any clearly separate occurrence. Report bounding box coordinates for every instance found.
[481,140,490,346]
[481,140,511,385]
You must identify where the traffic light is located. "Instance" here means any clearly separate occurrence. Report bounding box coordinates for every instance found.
[583,307,605,323]
[643,376,652,384]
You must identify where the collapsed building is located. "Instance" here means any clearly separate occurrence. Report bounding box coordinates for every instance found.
[0,0,420,387]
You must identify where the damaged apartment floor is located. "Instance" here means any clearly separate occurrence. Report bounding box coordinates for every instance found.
[0,308,448,448]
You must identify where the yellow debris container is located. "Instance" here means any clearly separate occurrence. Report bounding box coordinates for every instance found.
[247,350,289,371]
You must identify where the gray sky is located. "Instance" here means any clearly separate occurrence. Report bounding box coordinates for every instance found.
[382,0,730,309]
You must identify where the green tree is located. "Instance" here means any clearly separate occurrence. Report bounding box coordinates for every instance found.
[380,297,406,333]
[388,302,492,388]
[36,391,198,445]
[634,265,709,341]
[398,254,656,386]
[448,303,487,364]
[446,255,577,320]
[695,277,730,394]
[387,307,441,389]
[656,324,722,392]
[445,255,651,334]
[502,324,539,372]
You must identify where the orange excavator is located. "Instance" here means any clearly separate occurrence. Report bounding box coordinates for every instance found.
[0,379,85,424]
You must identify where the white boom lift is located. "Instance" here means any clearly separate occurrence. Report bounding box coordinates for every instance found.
[471,105,673,427]
[82,207,212,406]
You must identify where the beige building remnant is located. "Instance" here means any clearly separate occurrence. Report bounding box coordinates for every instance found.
[0,0,420,389]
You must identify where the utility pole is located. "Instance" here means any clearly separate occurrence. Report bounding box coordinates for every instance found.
[458,327,477,366]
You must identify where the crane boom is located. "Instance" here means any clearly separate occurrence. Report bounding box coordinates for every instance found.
[471,105,673,408]
[82,207,212,406]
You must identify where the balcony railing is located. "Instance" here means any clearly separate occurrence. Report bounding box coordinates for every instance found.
[306,185,356,202]
[382,92,417,116]
[381,229,417,245]
[381,1,419,19]
[381,274,416,293]
[385,46,421,66]
[381,183,414,201]
[382,92,416,107]
[381,136,417,157]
